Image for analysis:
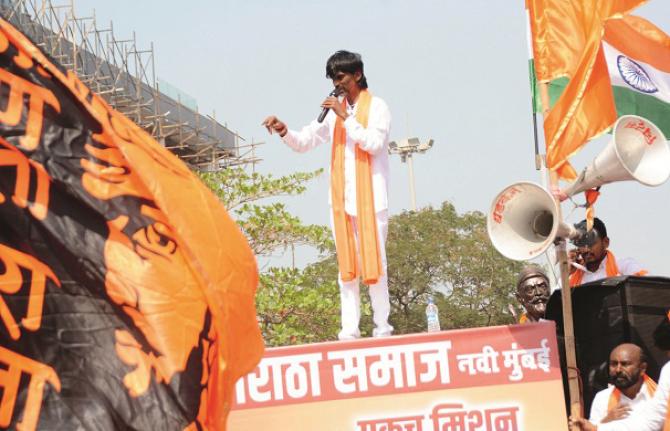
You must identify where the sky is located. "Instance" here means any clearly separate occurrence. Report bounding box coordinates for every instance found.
[74,0,670,280]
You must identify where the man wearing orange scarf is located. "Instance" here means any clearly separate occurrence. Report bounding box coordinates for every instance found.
[569,218,647,288]
[589,344,656,425]
[571,312,670,430]
[263,50,393,340]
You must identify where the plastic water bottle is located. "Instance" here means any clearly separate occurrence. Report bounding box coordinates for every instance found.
[426,297,441,332]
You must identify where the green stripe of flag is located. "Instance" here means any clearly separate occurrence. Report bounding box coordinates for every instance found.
[528,60,569,114]
[612,85,670,137]
[528,65,670,138]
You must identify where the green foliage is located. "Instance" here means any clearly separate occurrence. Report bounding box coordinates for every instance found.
[386,203,523,334]
[272,201,523,342]
[200,168,523,347]
[199,168,333,256]
[200,168,317,210]
[256,267,340,346]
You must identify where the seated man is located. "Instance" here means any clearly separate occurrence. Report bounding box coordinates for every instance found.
[515,265,551,324]
[571,311,670,431]
[569,218,647,287]
[589,343,656,425]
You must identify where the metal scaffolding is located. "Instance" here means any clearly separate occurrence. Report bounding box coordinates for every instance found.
[0,0,261,171]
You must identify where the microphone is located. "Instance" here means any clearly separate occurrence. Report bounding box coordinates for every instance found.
[317,88,341,123]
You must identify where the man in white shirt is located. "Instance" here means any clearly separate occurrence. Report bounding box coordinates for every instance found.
[589,344,654,425]
[262,50,393,340]
[569,218,647,287]
[571,313,670,430]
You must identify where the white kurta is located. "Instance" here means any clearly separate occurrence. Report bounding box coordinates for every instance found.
[589,381,654,424]
[599,361,670,431]
[578,253,645,285]
[281,94,393,339]
[281,95,391,215]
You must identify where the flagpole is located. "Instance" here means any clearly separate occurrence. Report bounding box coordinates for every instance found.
[527,6,582,424]
[539,83,583,427]
[526,12,542,172]
[532,114,542,171]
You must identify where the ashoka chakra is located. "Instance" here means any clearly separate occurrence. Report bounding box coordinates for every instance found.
[617,55,658,94]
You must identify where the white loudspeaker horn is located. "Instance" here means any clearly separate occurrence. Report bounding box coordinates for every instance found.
[562,115,670,197]
[487,182,577,261]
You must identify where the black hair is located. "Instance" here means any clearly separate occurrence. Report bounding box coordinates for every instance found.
[325,50,368,89]
[653,311,670,351]
[576,217,608,239]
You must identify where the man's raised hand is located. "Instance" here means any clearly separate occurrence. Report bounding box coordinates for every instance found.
[321,96,347,120]
[262,116,287,137]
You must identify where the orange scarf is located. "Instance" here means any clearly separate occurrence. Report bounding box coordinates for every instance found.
[607,374,657,412]
[570,250,620,287]
[568,250,648,287]
[330,90,382,285]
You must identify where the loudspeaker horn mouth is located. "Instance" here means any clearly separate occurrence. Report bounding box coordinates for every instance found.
[487,181,559,261]
[532,210,554,238]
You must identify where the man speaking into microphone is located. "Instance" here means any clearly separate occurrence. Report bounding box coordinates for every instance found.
[262,50,393,340]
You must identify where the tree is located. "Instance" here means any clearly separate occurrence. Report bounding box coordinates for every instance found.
[201,169,523,346]
[291,202,524,339]
[256,266,341,346]
[385,203,523,334]
[199,168,332,256]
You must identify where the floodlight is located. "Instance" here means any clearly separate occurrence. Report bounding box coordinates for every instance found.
[418,139,434,152]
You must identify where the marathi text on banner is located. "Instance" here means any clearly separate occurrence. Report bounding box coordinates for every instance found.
[234,324,561,409]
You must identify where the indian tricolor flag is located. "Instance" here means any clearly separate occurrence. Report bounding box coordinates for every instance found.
[604,15,670,137]
[532,15,670,138]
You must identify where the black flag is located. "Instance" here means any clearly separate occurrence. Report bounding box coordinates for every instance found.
[0,18,263,430]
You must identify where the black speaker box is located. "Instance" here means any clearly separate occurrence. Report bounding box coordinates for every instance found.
[545,276,670,415]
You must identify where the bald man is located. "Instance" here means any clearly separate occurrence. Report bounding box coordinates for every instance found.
[571,314,670,430]
[589,344,655,425]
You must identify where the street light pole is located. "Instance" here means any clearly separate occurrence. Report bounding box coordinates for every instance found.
[406,153,417,211]
[389,137,434,211]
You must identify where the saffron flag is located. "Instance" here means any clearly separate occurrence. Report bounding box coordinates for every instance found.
[526,0,647,179]
[527,0,645,83]
[532,16,670,138]
[0,17,263,431]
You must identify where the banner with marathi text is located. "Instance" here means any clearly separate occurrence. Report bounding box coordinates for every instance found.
[229,322,568,431]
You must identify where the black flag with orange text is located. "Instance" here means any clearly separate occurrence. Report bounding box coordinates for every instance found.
[0,18,263,430]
